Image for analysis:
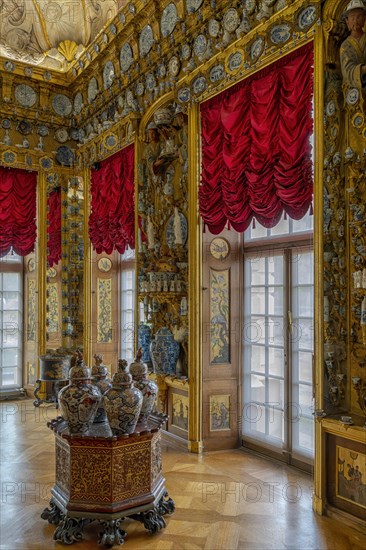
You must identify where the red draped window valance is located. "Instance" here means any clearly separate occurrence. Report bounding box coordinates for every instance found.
[199,43,314,234]
[47,188,61,268]
[0,166,37,257]
[89,144,135,254]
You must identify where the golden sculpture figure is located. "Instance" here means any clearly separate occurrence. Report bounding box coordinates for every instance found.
[340,0,366,88]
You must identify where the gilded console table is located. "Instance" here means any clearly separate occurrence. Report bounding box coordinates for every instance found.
[42,414,175,547]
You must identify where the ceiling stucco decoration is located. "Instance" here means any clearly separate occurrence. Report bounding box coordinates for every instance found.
[0,0,127,70]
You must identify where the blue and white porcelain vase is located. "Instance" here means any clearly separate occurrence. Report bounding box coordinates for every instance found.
[129,349,158,423]
[149,327,180,375]
[103,359,143,435]
[137,323,152,364]
[58,354,101,434]
[91,354,112,423]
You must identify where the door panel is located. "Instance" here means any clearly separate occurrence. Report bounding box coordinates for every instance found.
[242,246,314,466]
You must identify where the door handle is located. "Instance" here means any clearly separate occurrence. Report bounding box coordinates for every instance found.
[288,310,293,334]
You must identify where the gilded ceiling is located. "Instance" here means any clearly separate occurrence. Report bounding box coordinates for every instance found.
[0,0,127,70]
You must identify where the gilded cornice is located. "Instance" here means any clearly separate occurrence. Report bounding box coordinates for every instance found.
[0,0,321,170]
[75,113,139,167]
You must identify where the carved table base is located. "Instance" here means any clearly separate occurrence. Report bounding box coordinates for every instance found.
[42,490,175,546]
[42,414,175,546]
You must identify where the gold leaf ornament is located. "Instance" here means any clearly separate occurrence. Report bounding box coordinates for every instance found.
[57,40,79,62]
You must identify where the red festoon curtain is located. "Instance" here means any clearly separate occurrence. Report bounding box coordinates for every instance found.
[0,166,37,257]
[89,144,135,254]
[47,188,61,267]
[199,43,313,233]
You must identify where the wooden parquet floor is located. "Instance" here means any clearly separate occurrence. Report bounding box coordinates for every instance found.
[1,399,365,550]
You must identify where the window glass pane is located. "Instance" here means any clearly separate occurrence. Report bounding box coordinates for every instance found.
[268,256,283,285]
[295,252,313,284]
[268,316,283,346]
[292,213,313,233]
[0,266,22,388]
[2,349,19,367]
[121,265,135,362]
[249,345,265,374]
[245,222,267,241]
[125,290,134,309]
[298,416,314,451]
[251,287,265,314]
[2,327,19,348]
[1,367,16,386]
[298,286,313,317]
[298,351,313,383]
[251,374,265,403]
[299,383,313,416]
[249,317,265,345]
[244,402,266,434]
[268,286,283,315]
[268,408,284,440]
[3,292,20,310]
[268,347,284,377]
[296,318,313,350]
[3,310,21,335]
[270,215,289,236]
[3,273,21,291]
[0,251,22,263]
[248,258,266,286]
[269,378,284,408]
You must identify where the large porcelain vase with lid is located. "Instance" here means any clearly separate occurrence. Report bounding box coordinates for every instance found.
[149,327,180,375]
[58,352,101,434]
[103,359,143,435]
[91,354,112,423]
[129,348,158,423]
[137,322,152,364]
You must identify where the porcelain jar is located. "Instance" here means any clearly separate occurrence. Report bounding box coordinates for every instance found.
[149,327,180,375]
[103,359,143,435]
[91,355,112,423]
[58,359,101,434]
[129,349,158,423]
[39,353,72,381]
[137,323,152,364]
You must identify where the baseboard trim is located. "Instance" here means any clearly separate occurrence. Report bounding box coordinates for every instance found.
[326,505,366,534]
[161,430,189,451]
[0,388,27,400]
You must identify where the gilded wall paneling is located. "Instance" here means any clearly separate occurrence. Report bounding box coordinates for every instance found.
[313,0,366,521]
[187,101,202,453]
[90,250,119,374]
[23,250,39,393]
[137,97,190,445]
[201,229,241,452]
[97,278,113,344]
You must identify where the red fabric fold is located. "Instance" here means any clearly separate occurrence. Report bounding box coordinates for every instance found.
[199,44,314,233]
[0,166,37,257]
[47,188,61,267]
[89,144,135,254]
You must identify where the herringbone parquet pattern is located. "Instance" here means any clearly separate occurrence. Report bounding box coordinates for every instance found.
[1,399,365,550]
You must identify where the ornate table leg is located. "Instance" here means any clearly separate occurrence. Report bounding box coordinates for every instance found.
[33,379,42,407]
[54,380,60,409]
[131,508,166,534]
[157,490,175,516]
[98,519,126,548]
[53,516,87,544]
[41,499,63,525]
[131,490,175,534]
